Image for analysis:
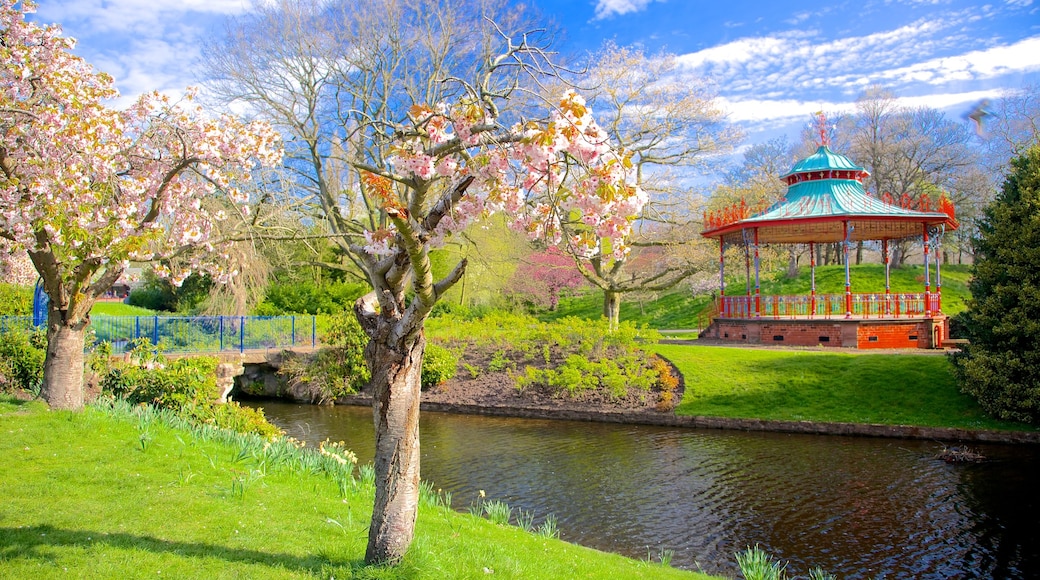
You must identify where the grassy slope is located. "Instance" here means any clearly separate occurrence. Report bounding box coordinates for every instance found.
[653,344,1035,432]
[91,302,159,316]
[0,397,710,580]
[544,264,972,329]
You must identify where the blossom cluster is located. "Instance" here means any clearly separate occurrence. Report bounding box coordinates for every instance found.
[371,90,645,261]
[0,1,282,291]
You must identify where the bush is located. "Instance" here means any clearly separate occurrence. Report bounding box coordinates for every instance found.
[0,326,45,394]
[278,314,372,402]
[98,339,281,438]
[127,270,212,313]
[257,280,368,315]
[951,145,1040,424]
[422,343,458,390]
[0,283,32,315]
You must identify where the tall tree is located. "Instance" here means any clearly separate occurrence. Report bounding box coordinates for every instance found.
[840,87,979,265]
[0,1,281,410]
[557,43,740,328]
[952,145,1040,424]
[982,84,1040,164]
[204,1,645,564]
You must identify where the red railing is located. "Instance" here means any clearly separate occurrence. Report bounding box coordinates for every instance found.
[718,293,942,319]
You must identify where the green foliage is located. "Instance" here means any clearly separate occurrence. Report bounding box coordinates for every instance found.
[952,145,1040,425]
[421,343,459,390]
[279,314,372,401]
[735,545,788,580]
[0,283,32,315]
[127,270,213,313]
[101,340,219,408]
[97,339,281,438]
[430,312,664,400]
[0,326,45,394]
[255,280,367,315]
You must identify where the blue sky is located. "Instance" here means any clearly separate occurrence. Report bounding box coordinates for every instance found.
[33,0,1040,148]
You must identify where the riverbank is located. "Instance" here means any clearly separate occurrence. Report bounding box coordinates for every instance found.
[0,396,710,580]
[334,342,1039,444]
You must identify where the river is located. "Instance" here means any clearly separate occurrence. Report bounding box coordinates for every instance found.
[249,400,1040,578]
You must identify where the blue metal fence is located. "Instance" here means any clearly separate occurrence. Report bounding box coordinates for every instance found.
[0,314,320,355]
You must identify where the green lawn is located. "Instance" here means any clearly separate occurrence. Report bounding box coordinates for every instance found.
[91,301,159,316]
[0,397,711,580]
[653,343,1033,431]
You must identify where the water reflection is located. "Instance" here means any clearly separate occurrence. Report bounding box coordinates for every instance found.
[248,400,1040,578]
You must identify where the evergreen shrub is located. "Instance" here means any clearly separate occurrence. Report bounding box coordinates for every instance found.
[951,145,1040,424]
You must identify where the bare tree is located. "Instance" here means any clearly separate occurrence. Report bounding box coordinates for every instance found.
[557,43,742,328]
[837,87,979,265]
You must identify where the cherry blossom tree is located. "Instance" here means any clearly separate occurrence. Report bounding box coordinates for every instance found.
[0,250,36,286]
[351,87,643,564]
[0,1,281,410]
[509,247,586,310]
[205,1,644,564]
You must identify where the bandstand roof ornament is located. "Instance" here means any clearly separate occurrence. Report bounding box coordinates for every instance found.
[702,124,958,244]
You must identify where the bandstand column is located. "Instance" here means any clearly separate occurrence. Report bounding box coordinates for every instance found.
[743,229,752,318]
[882,239,891,316]
[718,239,726,316]
[923,224,932,317]
[843,221,852,318]
[934,230,943,313]
[753,227,761,318]
[809,242,817,318]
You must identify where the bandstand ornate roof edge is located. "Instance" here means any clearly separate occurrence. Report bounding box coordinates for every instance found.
[701,144,959,244]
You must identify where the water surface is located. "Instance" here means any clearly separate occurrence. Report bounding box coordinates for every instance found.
[250,400,1040,578]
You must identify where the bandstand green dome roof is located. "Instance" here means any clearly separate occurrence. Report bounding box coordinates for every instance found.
[702,145,957,244]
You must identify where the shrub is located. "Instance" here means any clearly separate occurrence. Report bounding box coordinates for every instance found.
[0,326,45,394]
[422,343,458,390]
[278,314,373,402]
[952,145,1040,424]
[280,346,369,402]
[257,280,367,315]
[98,339,281,438]
[0,283,32,315]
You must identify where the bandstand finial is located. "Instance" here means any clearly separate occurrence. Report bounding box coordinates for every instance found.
[813,111,829,147]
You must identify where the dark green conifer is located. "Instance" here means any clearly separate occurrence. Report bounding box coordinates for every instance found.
[953,144,1040,424]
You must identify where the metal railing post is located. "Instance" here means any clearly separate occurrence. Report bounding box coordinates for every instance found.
[239,316,245,353]
[219,316,225,351]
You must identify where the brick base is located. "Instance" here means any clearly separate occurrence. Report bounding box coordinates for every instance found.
[706,316,949,349]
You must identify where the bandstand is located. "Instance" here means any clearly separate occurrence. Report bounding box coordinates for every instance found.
[701,140,958,349]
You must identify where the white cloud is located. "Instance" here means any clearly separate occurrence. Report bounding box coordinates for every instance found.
[593,0,661,20]
[33,1,250,104]
[718,96,856,124]
[874,36,1040,85]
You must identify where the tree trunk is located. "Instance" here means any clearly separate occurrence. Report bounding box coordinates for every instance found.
[40,308,89,411]
[855,240,864,265]
[365,331,426,565]
[603,290,621,331]
[786,248,799,278]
